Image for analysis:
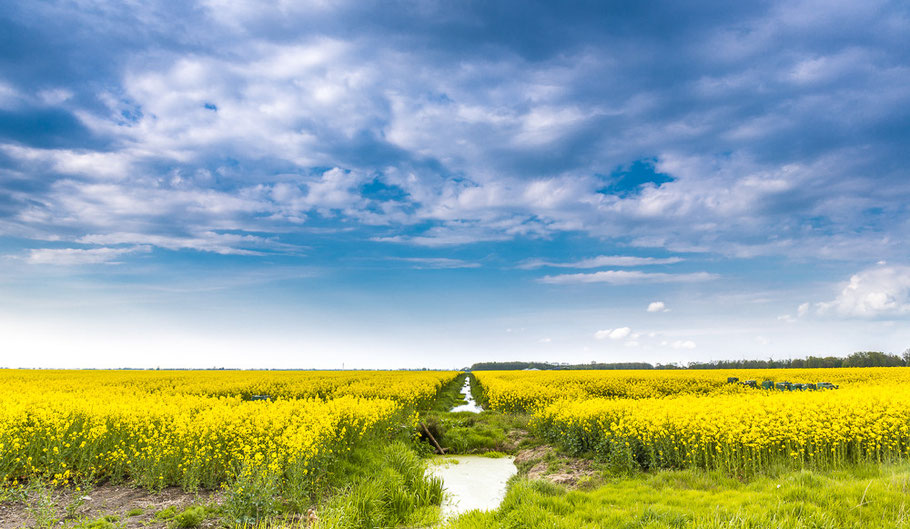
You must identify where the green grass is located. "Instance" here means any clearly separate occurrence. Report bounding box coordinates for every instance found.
[171,505,206,528]
[443,463,910,528]
[425,373,470,412]
[421,410,531,454]
[308,440,444,529]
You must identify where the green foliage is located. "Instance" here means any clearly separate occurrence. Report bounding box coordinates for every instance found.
[170,505,206,528]
[70,515,123,529]
[442,463,910,528]
[21,478,58,529]
[155,505,178,520]
[222,468,282,525]
[315,441,443,529]
[125,507,144,517]
[423,411,530,454]
[426,373,470,412]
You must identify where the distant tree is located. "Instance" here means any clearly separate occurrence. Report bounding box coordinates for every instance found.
[903,348,910,366]
[843,351,905,368]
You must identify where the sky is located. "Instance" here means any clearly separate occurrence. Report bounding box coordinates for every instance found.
[1,0,909,369]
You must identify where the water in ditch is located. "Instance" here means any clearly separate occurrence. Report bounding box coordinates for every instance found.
[429,455,517,519]
[450,376,483,413]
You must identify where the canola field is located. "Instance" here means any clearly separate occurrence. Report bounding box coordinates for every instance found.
[474,368,910,474]
[0,370,457,491]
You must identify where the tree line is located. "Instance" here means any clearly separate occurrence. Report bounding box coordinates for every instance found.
[470,350,910,371]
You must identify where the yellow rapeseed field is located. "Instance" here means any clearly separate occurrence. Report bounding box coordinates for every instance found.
[474,368,910,473]
[0,370,457,490]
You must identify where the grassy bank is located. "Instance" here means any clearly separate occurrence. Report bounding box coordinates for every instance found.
[444,462,910,528]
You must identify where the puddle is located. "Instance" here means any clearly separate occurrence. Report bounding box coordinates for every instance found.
[450,377,483,413]
[429,455,517,519]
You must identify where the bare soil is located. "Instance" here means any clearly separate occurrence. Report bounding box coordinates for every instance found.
[0,484,222,529]
[514,445,598,488]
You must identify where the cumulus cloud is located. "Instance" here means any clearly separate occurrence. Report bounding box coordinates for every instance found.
[540,270,716,285]
[817,265,910,317]
[647,301,668,312]
[0,0,907,263]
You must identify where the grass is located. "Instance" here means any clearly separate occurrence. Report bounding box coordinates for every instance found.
[425,373,470,412]
[237,440,445,529]
[420,410,531,454]
[171,505,206,528]
[442,462,910,528]
[312,440,444,529]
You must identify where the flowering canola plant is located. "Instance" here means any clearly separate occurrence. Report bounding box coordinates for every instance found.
[474,368,910,472]
[0,370,457,489]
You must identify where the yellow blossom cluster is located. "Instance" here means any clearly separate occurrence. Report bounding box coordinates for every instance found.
[473,368,908,412]
[0,370,457,489]
[475,368,910,472]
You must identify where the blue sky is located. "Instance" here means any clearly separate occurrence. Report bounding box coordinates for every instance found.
[1,0,909,368]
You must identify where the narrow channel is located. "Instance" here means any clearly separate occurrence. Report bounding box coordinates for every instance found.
[429,374,517,520]
[450,375,483,413]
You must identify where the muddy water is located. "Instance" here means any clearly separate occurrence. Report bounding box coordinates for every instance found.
[429,455,517,519]
[450,376,483,413]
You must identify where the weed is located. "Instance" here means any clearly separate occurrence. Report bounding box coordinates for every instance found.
[170,505,206,528]
[22,478,58,528]
[222,468,281,525]
[155,505,178,520]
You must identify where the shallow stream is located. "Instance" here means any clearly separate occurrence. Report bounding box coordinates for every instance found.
[450,376,483,413]
[428,455,517,519]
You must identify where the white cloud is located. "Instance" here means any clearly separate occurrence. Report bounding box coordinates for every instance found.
[647,301,668,312]
[595,327,632,340]
[77,232,296,256]
[393,257,480,269]
[540,270,717,285]
[26,246,150,265]
[0,81,22,109]
[670,340,696,350]
[38,88,74,105]
[817,264,910,317]
[518,255,683,270]
[797,302,810,317]
[2,145,135,180]
[538,337,552,343]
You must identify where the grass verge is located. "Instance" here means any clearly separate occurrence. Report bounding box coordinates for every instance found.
[442,462,910,528]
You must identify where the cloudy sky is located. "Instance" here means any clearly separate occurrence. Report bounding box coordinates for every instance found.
[1,0,909,369]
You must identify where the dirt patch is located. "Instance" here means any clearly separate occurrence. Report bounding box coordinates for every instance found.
[500,429,530,452]
[514,445,598,488]
[0,484,223,529]
[513,445,551,467]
